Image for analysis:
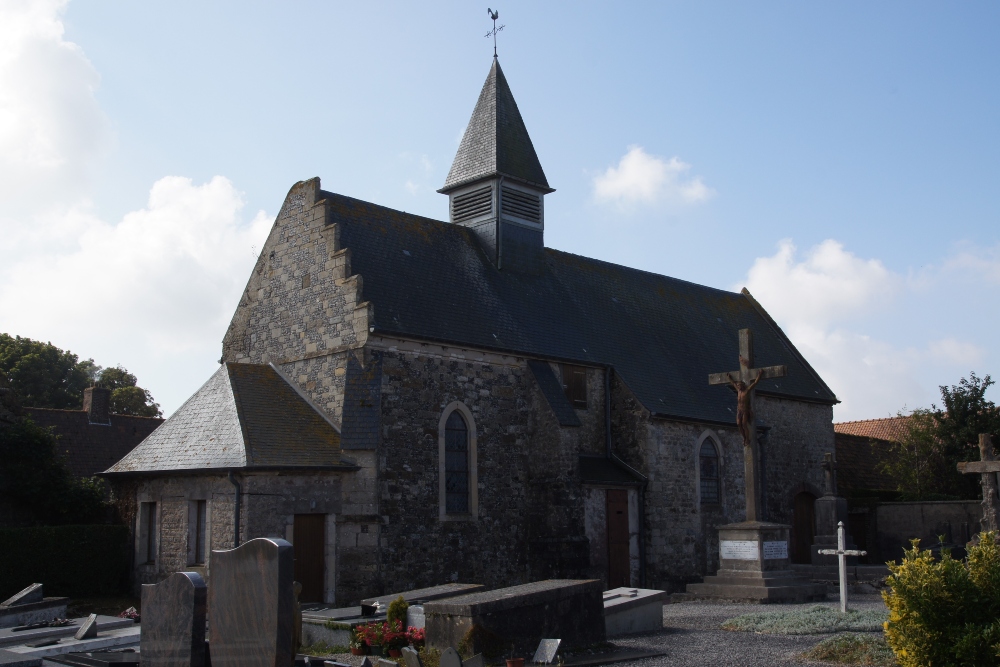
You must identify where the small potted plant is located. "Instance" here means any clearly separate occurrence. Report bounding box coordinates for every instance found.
[349,626,366,656]
[384,619,407,657]
[365,622,386,657]
[406,626,426,651]
[506,644,524,667]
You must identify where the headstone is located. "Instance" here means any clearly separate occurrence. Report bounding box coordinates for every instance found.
[462,654,484,667]
[1,586,42,608]
[139,571,207,667]
[401,646,423,667]
[360,657,374,667]
[424,580,604,655]
[73,615,98,640]
[531,639,560,665]
[439,647,462,667]
[208,537,294,667]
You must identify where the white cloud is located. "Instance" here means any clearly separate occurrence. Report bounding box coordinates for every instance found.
[592,146,713,207]
[739,239,986,420]
[0,0,110,212]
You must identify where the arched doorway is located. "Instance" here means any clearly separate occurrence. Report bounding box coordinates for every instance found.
[790,492,816,564]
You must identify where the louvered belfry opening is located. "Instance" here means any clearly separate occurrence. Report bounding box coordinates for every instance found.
[451,185,493,224]
[501,186,541,224]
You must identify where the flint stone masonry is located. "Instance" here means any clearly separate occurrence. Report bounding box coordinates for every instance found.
[424,579,605,655]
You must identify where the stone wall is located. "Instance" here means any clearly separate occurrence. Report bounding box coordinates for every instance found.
[875,500,982,562]
[221,177,370,424]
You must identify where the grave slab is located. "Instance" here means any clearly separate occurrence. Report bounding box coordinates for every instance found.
[208,537,294,667]
[0,617,131,649]
[0,648,41,667]
[602,588,667,637]
[401,646,422,667]
[2,625,139,658]
[140,571,207,667]
[424,580,605,656]
[0,599,70,630]
[1,586,42,608]
[684,522,826,602]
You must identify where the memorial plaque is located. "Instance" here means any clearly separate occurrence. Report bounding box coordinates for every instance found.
[763,541,788,560]
[74,614,98,640]
[208,538,294,667]
[440,647,462,667]
[140,571,207,667]
[720,540,757,560]
[532,639,560,664]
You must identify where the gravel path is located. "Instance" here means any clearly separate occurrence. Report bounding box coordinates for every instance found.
[311,594,889,667]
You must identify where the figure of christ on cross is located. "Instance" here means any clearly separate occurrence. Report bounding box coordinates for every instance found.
[708,328,787,523]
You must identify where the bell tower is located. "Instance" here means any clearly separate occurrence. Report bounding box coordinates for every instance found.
[439,59,553,272]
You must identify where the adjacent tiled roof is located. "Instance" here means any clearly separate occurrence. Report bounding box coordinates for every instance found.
[325,192,837,425]
[440,59,551,193]
[24,407,162,478]
[834,432,897,492]
[105,363,347,474]
[528,360,581,427]
[833,416,911,443]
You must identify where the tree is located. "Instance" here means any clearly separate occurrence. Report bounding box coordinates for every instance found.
[98,366,162,418]
[0,334,99,409]
[880,409,949,501]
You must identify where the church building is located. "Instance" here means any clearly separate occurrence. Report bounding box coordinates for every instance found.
[105,58,837,603]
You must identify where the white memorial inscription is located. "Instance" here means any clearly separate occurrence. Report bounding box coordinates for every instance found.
[720,540,758,560]
[763,541,788,559]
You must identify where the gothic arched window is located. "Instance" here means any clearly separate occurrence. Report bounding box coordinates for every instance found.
[699,440,720,505]
[444,411,470,514]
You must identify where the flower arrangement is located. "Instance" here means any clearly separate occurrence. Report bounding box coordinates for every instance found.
[406,626,426,650]
[355,620,425,653]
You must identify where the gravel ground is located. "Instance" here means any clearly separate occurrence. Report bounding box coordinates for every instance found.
[310,594,890,667]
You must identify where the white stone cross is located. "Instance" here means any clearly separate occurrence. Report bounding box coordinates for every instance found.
[817,521,867,613]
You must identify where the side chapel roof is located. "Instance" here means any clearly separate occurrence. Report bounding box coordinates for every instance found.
[104,363,350,474]
[322,191,838,425]
[440,59,551,193]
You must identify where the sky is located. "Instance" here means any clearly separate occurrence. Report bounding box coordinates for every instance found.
[1,0,998,421]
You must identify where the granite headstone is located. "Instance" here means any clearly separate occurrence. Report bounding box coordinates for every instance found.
[1,585,42,608]
[73,614,97,640]
[440,647,462,667]
[140,571,207,667]
[208,538,294,667]
[401,646,423,667]
[532,639,560,664]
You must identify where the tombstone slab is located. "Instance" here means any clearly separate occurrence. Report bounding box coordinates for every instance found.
[461,654,483,667]
[140,571,207,667]
[73,616,97,641]
[208,538,294,667]
[602,588,667,636]
[685,522,826,602]
[532,639,560,665]
[424,580,604,656]
[1,586,42,608]
[0,597,70,630]
[401,646,423,667]
[439,647,461,667]
[0,648,41,667]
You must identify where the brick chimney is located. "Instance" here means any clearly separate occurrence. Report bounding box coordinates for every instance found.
[83,386,111,424]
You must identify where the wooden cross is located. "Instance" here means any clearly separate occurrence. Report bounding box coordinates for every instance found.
[957,434,1000,532]
[709,328,787,523]
[817,521,867,613]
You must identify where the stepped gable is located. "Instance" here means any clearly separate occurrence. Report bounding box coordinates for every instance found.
[321,190,837,425]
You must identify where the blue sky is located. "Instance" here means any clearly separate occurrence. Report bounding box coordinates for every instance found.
[1,1,998,420]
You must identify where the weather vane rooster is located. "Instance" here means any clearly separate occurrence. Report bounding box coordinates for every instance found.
[486,8,504,58]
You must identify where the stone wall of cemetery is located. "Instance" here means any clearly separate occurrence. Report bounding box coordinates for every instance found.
[221,178,369,424]
[610,377,832,592]
[371,338,607,597]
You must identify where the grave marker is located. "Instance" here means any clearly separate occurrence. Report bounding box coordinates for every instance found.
[957,434,1000,532]
[439,647,462,667]
[401,646,423,667]
[531,639,560,664]
[208,537,294,667]
[817,522,867,613]
[140,571,207,667]
[462,654,484,667]
[1,586,42,608]
[73,616,97,641]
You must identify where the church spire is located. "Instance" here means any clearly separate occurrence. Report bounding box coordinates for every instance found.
[440,59,552,194]
[440,59,552,273]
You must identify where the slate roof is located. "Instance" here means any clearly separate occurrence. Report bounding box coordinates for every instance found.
[834,416,910,442]
[105,363,350,474]
[440,59,551,193]
[24,408,162,478]
[324,192,838,426]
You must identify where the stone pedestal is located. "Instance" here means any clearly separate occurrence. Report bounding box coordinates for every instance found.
[685,522,826,602]
[810,495,858,566]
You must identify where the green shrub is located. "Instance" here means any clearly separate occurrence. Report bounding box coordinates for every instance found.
[0,525,130,598]
[882,532,1000,667]
[387,595,409,628]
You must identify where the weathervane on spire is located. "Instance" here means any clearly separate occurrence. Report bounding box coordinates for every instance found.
[485,8,504,58]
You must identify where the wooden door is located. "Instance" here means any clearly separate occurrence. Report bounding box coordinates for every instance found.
[606,490,630,588]
[293,514,326,603]
[790,492,816,564]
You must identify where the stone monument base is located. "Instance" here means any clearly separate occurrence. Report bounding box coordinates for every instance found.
[685,522,826,603]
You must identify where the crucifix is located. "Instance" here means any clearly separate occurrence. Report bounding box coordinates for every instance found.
[817,521,867,613]
[485,8,505,58]
[957,434,1000,532]
[709,328,786,523]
